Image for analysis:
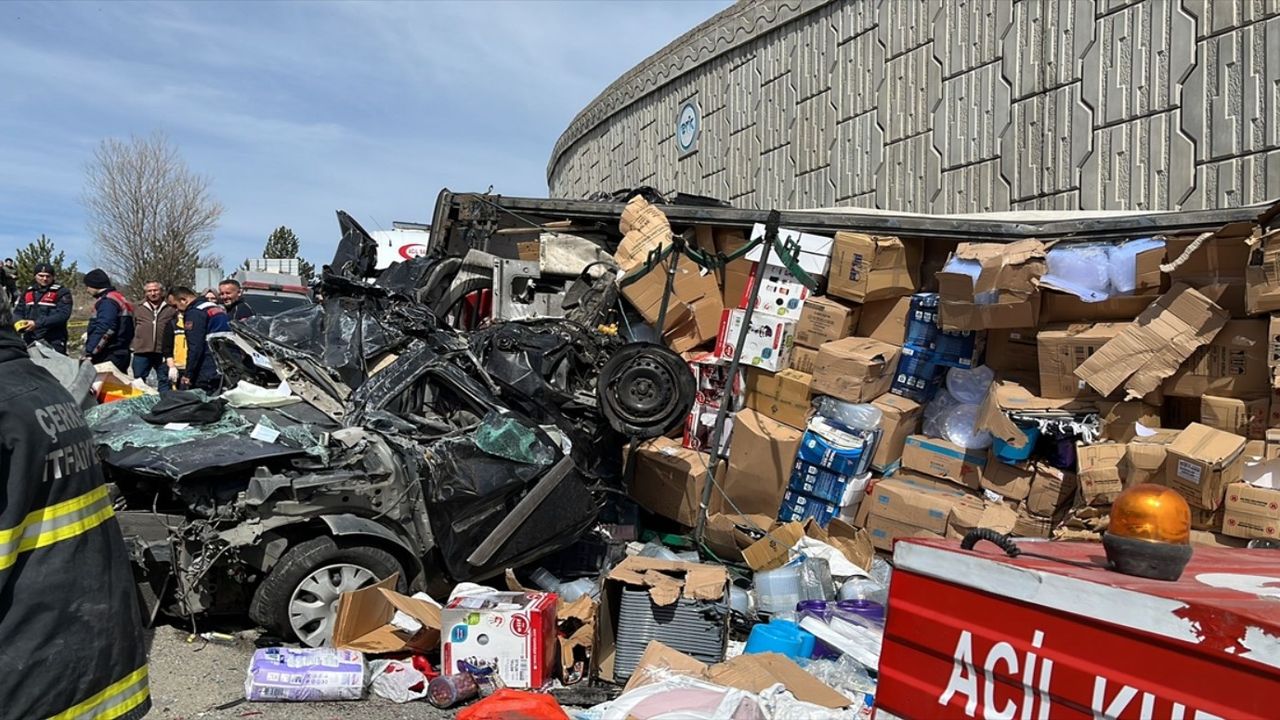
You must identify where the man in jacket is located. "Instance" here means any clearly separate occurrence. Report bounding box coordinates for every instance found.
[131,280,177,393]
[0,289,152,720]
[13,262,74,353]
[219,278,256,321]
[84,269,135,372]
[168,285,229,393]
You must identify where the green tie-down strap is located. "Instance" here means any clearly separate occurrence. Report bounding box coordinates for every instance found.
[618,229,818,291]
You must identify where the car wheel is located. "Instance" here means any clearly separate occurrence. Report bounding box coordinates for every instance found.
[249,536,405,647]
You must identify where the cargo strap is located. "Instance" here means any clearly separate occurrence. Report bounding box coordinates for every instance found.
[619,225,819,291]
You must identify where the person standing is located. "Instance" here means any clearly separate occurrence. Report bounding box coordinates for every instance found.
[13,262,73,354]
[1,258,16,305]
[167,286,229,393]
[83,269,135,372]
[131,280,177,393]
[0,289,152,720]
[219,278,256,321]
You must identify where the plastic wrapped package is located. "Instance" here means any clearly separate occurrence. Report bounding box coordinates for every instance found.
[1108,237,1165,293]
[244,647,365,702]
[922,389,960,439]
[368,659,430,703]
[581,672,767,720]
[797,556,835,602]
[944,365,994,404]
[1042,244,1112,302]
[940,403,992,450]
[813,397,883,431]
[798,655,877,714]
[940,257,996,304]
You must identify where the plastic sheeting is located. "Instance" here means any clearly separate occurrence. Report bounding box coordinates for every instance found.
[27,342,98,408]
[86,393,252,452]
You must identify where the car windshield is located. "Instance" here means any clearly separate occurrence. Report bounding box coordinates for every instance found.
[244,293,312,317]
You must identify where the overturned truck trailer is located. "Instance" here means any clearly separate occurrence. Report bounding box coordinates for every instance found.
[99,211,695,646]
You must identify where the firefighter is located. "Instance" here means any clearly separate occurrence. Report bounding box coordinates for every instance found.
[84,269,136,372]
[167,285,229,393]
[0,289,152,720]
[13,262,74,354]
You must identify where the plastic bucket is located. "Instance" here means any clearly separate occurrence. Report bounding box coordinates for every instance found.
[744,623,805,658]
[993,422,1040,463]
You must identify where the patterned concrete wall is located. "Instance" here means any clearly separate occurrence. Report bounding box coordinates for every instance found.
[547,0,1280,213]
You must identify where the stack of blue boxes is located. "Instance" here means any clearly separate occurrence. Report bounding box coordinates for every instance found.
[778,416,881,526]
[889,293,985,403]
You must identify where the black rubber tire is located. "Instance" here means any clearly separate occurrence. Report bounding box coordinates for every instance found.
[248,536,405,646]
[433,275,493,327]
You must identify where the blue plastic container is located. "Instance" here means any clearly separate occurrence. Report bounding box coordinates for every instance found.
[744,620,816,659]
[992,422,1040,463]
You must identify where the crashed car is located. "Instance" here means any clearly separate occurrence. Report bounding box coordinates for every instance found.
[93,213,694,646]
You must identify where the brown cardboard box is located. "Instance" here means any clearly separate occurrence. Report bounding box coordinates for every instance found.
[1163,396,1203,429]
[1165,422,1247,510]
[977,380,1093,451]
[629,437,712,526]
[1222,481,1280,540]
[944,494,1002,540]
[1269,428,1280,458]
[855,296,911,346]
[1223,510,1280,539]
[794,295,860,349]
[741,522,805,572]
[1246,439,1267,458]
[1165,319,1269,399]
[745,368,813,430]
[1074,284,1229,400]
[1166,227,1253,318]
[1039,290,1160,324]
[701,512,776,563]
[826,232,919,303]
[789,345,818,374]
[901,435,987,489]
[864,513,946,552]
[741,519,873,574]
[1201,395,1269,440]
[1125,428,1181,486]
[865,474,974,535]
[332,574,442,654]
[1077,442,1127,506]
[1097,400,1162,443]
[1025,465,1079,517]
[937,240,1046,331]
[1191,505,1225,532]
[980,458,1035,501]
[720,257,753,311]
[810,337,900,403]
[869,392,922,471]
[1012,504,1054,538]
[1038,323,1130,398]
[985,329,1039,372]
[622,644,850,710]
[1246,231,1280,314]
[716,408,803,516]
[1269,315,1280,368]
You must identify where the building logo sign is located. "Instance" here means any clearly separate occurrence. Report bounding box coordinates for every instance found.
[677,100,700,156]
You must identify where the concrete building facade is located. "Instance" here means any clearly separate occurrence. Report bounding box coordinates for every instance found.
[548,0,1280,213]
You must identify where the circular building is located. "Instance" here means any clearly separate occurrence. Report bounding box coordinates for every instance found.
[549,0,1280,213]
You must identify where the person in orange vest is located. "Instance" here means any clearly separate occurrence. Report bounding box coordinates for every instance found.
[83,269,136,372]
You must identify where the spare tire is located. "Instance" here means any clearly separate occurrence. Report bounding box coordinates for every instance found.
[597,342,696,439]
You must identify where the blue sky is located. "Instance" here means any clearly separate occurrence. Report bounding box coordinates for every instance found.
[0,0,728,274]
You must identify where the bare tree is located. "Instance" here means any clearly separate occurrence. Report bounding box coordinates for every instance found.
[83,132,224,296]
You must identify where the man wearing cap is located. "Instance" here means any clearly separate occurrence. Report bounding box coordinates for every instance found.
[83,268,135,372]
[13,262,74,354]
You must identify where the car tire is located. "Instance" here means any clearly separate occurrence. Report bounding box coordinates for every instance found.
[249,536,405,647]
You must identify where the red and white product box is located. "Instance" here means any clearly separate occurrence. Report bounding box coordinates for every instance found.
[875,539,1280,720]
[740,262,813,321]
[713,308,796,373]
[681,352,743,456]
[441,591,557,689]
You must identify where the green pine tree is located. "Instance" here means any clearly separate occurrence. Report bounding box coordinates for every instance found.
[14,234,80,290]
[261,226,314,282]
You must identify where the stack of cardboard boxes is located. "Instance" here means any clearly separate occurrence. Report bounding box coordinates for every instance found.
[624,197,1280,552]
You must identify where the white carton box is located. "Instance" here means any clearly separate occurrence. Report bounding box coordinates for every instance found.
[714,308,796,372]
[441,591,557,689]
[748,223,834,278]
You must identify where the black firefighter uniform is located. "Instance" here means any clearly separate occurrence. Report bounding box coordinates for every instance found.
[0,327,151,720]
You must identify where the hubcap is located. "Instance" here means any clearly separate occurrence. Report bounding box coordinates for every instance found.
[288,563,378,647]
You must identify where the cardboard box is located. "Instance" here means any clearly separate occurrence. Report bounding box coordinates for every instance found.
[778,489,842,526]
[1165,319,1269,399]
[1125,428,1181,486]
[716,408,803,516]
[870,392,922,472]
[1077,442,1127,506]
[901,435,987,489]
[1191,505,1225,532]
[682,353,744,456]
[977,380,1094,451]
[937,240,1046,331]
[794,295,860,349]
[1166,423,1247,509]
[1201,395,1269,439]
[947,497,1015,541]
[788,459,858,505]
[866,474,970,535]
[747,223,834,278]
[1097,400,1162,443]
[856,296,912,347]
[1246,231,1280,314]
[1038,323,1130,398]
[741,518,872,574]
[332,574,442,655]
[1075,284,1229,400]
[630,437,712,526]
[745,368,813,430]
[826,232,919,303]
[864,512,946,552]
[985,329,1039,372]
[1269,428,1280,458]
[1039,290,1160,324]
[1190,529,1251,548]
[714,309,796,372]
[789,345,818,374]
[1025,464,1079,517]
[720,257,753,311]
[980,458,1035,501]
[1246,439,1267,458]
[442,591,557,689]
[1012,504,1054,538]
[810,337,900,403]
[1225,482,1280,520]
[1223,510,1280,539]
[1166,227,1253,317]
[744,263,813,321]
[740,521,805,572]
[683,403,734,457]
[1270,315,1280,368]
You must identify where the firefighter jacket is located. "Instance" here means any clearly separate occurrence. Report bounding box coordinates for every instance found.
[0,327,151,720]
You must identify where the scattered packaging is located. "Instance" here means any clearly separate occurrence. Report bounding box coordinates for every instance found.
[716,408,803,516]
[789,345,818,374]
[788,460,863,505]
[980,458,1035,501]
[901,293,985,368]
[332,574,441,654]
[901,434,987,489]
[1222,482,1280,540]
[682,353,744,456]
[794,295,860,348]
[866,474,977,535]
[795,416,879,478]
[778,489,843,526]
[1201,395,1269,440]
[1097,400,1162,443]
[629,437,711,527]
[1164,319,1270,399]
[720,257,753,311]
[745,368,813,430]
[811,337,900,403]
[1077,443,1127,506]
[714,309,796,372]
[864,513,945,552]
[1039,290,1160,324]
[442,591,557,689]
[1166,228,1253,317]
[870,393,923,472]
[1125,428,1181,486]
[1165,423,1247,510]
[977,380,1093,451]
[747,223,834,278]
[889,344,947,403]
[825,232,919,303]
[743,263,813,321]
[1074,284,1229,400]
[1037,323,1130,399]
[1245,230,1280,314]
[245,648,366,702]
[856,296,912,347]
[937,240,1046,331]
[1012,504,1055,538]
[1025,464,1079,517]
[683,403,734,457]
[985,329,1039,372]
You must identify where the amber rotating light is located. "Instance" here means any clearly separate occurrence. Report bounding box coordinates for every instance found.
[1103,483,1193,581]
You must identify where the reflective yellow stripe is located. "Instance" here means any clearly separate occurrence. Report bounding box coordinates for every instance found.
[0,485,109,543]
[47,665,149,720]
